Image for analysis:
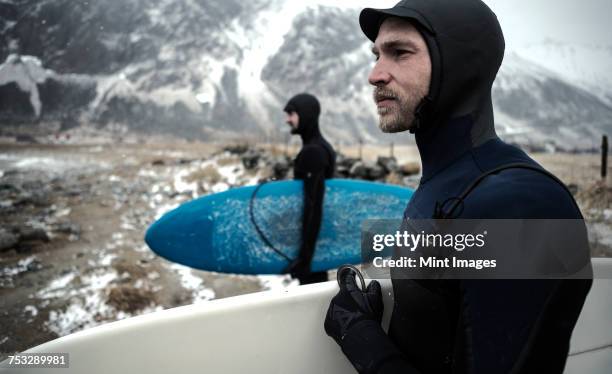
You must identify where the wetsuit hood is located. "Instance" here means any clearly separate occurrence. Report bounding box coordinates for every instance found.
[360,0,505,181]
[284,93,322,143]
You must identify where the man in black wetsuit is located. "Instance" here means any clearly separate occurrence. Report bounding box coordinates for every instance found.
[324,1,592,373]
[283,93,336,284]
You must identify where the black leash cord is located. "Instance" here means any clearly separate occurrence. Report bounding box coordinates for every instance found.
[249,182,292,262]
[337,264,366,291]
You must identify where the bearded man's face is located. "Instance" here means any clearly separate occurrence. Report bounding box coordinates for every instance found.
[369,17,432,132]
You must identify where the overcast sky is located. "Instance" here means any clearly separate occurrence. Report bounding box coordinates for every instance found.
[486,0,612,48]
[320,0,612,49]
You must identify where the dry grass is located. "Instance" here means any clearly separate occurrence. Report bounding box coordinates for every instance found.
[106,285,155,313]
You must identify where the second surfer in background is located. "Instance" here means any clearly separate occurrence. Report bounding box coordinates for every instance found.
[283,93,336,284]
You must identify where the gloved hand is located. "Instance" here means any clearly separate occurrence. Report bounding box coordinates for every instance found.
[325,271,410,374]
[324,272,383,345]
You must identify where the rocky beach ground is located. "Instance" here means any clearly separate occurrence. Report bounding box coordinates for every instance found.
[0,140,610,360]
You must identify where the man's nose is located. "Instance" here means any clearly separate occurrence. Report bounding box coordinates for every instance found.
[368,61,391,86]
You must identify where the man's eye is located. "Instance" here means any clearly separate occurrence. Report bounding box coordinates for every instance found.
[395,49,410,57]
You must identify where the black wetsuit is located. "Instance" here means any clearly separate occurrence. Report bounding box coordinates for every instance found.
[331,1,593,373]
[284,94,336,284]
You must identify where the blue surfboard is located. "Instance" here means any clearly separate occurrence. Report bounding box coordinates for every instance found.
[145,179,413,274]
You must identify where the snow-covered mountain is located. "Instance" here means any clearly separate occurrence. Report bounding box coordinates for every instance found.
[494,52,612,150]
[0,0,610,150]
[521,39,612,107]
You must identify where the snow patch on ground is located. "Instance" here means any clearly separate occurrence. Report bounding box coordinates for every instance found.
[24,305,38,320]
[153,202,180,220]
[42,269,118,336]
[173,169,199,198]
[0,153,109,176]
[257,274,299,291]
[37,272,77,299]
[589,221,612,248]
[170,264,215,303]
[1,256,37,277]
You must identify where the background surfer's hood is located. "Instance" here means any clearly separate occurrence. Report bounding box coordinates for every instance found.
[284,93,323,144]
[360,0,506,181]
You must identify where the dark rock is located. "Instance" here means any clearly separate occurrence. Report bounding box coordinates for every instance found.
[55,222,81,236]
[348,160,388,181]
[336,155,360,178]
[337,155,360,168]
[336,166,351,178]
[0,183,19,192]
[0,204,16,214]
[66,187,86,197]
[15,135,38,143]
[242,150,260,170]
[272,157,291,180]
[224,144,249,155]
[21,181,45,191]
[18,227,50,243]
[2,169,19,176]
[16,192,52,207]
[25,259,43,272]
[377,156,398,173]
[151,159,165,166]
[0,229,19,251]
[349,161,368,179]
[31,193,53,207]
[367,164,386,180]
[14,243,34,253]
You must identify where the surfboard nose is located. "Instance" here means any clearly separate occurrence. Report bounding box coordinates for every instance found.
[145,206,214,269]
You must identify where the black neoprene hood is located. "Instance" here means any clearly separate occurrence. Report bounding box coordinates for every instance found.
[360,0,505,139]
[284,93,322,141]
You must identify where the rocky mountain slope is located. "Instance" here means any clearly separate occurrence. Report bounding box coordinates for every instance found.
[1,0,610,149]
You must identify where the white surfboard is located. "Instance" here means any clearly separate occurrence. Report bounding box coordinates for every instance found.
[2,259,611,374]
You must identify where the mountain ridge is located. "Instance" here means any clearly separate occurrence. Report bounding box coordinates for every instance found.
[0,0,610,150]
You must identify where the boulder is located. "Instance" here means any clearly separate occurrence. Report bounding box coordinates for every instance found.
[55,222,81,236]
[377,156,398,173]
[241,150,261,170]
[18,227,50,243]
[349,161,368,179]
[367,164,386,180]
[0,228,19,252]
[223,144,249,155]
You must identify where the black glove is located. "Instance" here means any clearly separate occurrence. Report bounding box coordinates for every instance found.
[324,274,383,344]
[325,272,410,374]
